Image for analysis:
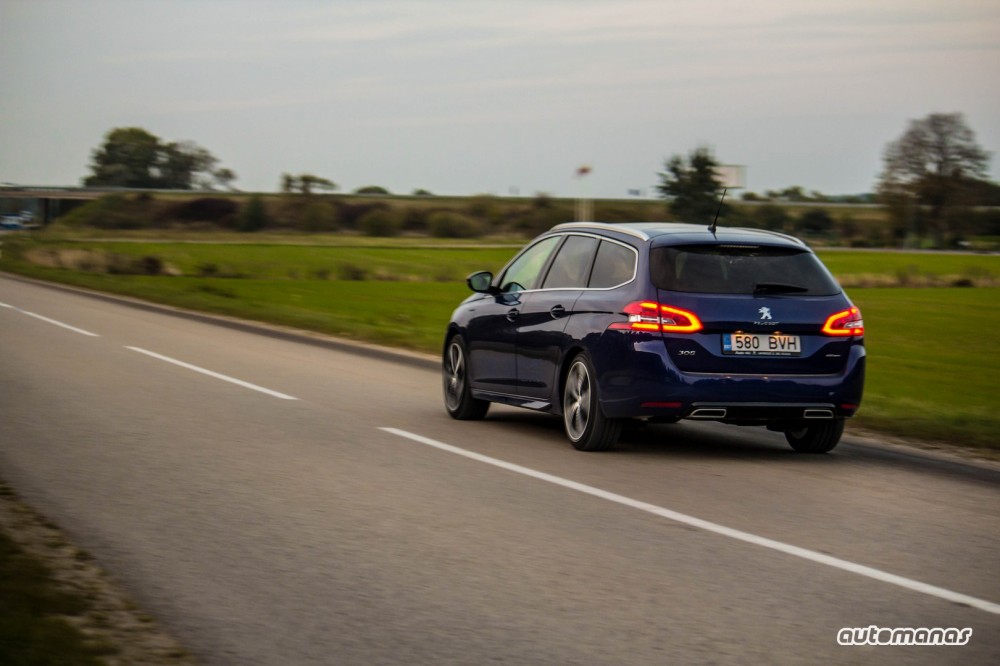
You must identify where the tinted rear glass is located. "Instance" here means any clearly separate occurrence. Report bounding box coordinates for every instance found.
[589,240,636,288]
[650,245,841,295]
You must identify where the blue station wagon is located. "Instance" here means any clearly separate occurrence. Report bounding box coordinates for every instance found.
[443,222,865,453]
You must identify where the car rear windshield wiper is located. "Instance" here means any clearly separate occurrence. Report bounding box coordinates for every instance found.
[753,282,810,294]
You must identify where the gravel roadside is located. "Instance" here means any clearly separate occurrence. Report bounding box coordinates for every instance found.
[0,482,198,665]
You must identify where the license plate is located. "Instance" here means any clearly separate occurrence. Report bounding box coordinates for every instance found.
[723,333,802,356]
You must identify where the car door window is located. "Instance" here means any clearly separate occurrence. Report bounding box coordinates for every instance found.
[588,240,636,288]
[500,236,560,292]
[542,235,599,289]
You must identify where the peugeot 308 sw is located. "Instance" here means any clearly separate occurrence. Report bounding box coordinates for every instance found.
[443,222,865,453]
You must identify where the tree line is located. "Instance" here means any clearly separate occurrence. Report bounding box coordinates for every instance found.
[658,113,996,247]
[84,127,236,191]
[80,113,996,247]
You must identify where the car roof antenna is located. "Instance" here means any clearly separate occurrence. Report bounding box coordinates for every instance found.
[709,188,727,237]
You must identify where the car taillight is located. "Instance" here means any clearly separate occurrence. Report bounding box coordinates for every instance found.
[822,306,864,336]
[609,301,703,333]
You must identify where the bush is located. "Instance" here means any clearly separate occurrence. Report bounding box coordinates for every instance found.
[166,197,238,225]
[237,195,270,232]
[717,205,754,228]
[337,262,369,280]
[56,195,144,229]
[466,195,500,219]
[354,185,391,195]
[401,207,430,233]
[428,211,483,238]
[358,209,402,237]
[796,208,834,236]
[514,205,574,236]
[301,201,339,232]
[835,214,860,244]
[532,193,553,209]
[107,254,165,275]
[334,201,389,230]
[593,203,645,223]
[753,204,791,232]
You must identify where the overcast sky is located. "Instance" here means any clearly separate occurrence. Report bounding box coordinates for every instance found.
[2,0,998,198]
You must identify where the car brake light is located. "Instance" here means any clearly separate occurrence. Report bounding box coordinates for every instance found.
[609,301,703,333]
[822,306,864,336]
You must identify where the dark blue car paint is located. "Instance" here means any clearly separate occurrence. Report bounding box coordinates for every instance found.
[445,222,865,432]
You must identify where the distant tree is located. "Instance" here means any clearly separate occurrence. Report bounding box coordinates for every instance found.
[656,146,724,224]
[83,127,232,190]
[355,185,390,195]
[84,127,161,188]
[281,173,337,195]
[765,185,811,202]
[878,112,991,245]
[213,167,238,191]
[301,175,337,195]
[412,188,433,196]
[159,141,219,190]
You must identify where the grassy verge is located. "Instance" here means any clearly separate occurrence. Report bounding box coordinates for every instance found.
[0,482,196,665]
[1,234,998,451]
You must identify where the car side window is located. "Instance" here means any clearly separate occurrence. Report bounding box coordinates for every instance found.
[499,236,561,293]
[542,235,599,289]
[588,240,636,288]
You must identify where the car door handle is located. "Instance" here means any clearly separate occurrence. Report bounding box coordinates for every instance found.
[549,305,566,318]
[506,308,520,322]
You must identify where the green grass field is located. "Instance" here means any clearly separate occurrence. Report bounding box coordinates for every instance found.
[2,235,998,450]
[848,289,999,447]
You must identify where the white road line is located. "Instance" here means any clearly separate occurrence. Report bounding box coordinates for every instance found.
[380,427,1000,616]
[126,347,298,400]
[0,301,99,337]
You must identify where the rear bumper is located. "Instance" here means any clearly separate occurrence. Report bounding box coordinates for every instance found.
[594,338,866,422]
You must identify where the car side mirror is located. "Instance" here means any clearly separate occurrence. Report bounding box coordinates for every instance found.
[466,271,497,294]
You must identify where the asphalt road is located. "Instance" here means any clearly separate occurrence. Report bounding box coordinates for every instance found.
[1,274,998,665]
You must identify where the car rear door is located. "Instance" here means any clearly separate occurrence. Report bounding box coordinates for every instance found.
[514,235,599,400]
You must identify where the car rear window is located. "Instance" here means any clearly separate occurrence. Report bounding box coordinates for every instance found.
[650,244,841,295]
[589,240,636,288]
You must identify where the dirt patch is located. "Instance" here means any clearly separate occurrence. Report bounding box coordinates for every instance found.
[23,248,181,276]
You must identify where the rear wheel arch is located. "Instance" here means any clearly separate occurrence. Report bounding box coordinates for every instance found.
[562,351,622,451]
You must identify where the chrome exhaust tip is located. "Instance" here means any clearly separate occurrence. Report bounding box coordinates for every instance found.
[689,408,727,419]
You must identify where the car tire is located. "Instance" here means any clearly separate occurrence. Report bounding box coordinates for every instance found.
[784,419,845,453]
[563,353,621,451]
[443,336,489,420]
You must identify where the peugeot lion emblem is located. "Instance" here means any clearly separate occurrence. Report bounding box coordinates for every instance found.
[758,307,773,320]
